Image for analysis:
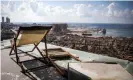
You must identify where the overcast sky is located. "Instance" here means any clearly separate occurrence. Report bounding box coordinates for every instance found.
[1,0,133,23]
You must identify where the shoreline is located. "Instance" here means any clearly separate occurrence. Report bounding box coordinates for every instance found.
[68,27,133,38]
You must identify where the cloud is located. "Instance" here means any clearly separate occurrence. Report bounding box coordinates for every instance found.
[1,3,11,16]
[123,9,131,17]
[6,1,45,22]
[30,1,38,13]
[74,4,93,17]
[106,2,133,19]
[1,1,133,23]
[107,2,118,17]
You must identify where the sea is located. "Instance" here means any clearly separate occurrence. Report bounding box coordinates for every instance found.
[68,23,133,37]
[14,22,133,37]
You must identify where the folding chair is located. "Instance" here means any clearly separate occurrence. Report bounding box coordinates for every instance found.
[9,26,53,73]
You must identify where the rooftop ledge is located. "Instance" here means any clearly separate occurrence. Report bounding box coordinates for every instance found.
[1,39,133,79]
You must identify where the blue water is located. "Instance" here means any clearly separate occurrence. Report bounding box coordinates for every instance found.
[68,23,133,37]
[105,28,133,37]
[92,28,133,37]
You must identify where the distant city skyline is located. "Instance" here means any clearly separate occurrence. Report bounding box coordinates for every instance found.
[1,0,133,24]
[1,16,10,23]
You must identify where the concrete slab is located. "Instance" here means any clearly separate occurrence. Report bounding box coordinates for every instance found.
[68,63,133,80]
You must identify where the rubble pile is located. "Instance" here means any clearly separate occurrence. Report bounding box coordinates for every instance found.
[47,34,133,61]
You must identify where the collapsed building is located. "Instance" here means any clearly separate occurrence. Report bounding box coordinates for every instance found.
[50,23,69,35]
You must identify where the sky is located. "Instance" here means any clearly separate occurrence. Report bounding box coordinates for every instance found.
[1,0,133,24]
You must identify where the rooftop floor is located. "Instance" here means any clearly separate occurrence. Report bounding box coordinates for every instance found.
[1,40,133,80]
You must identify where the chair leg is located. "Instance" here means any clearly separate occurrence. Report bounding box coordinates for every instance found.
[14,44,26,73]
[34,44,47,62]
[14,44,20,64]
[9,45,14,55]
[44,37,48,58]
[44,37,65,76]
[34,44,65,75]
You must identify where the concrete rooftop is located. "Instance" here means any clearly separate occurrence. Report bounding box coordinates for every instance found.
[1,40,133,80]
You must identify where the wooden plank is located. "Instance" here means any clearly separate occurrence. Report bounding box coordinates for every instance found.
[42,48,82,61]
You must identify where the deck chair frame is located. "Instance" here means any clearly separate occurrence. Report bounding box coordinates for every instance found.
[9,26,80,77]
[9,26,57,73]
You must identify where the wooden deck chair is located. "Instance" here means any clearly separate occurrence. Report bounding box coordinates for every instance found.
[9,26,52,72]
